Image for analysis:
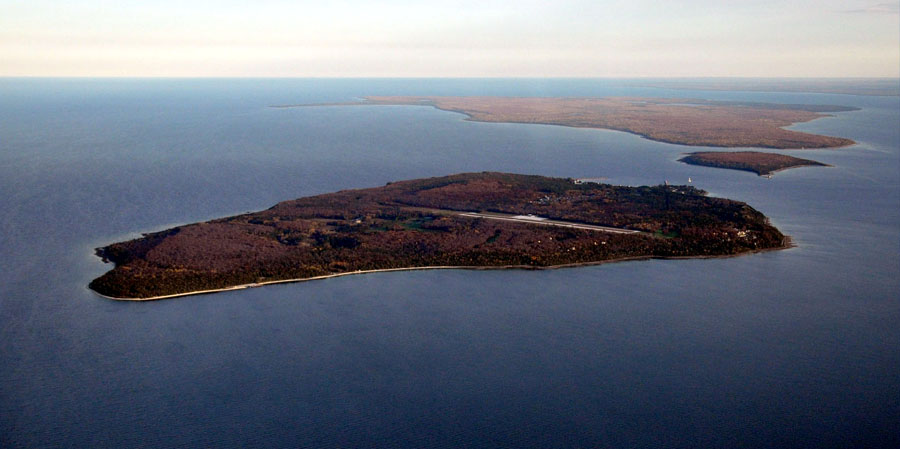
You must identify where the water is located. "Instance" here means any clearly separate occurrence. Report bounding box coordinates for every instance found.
[1,79,897,448]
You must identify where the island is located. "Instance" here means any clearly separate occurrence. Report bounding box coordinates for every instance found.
[275,96,858,149]
[679,151,830,177]
[90,172,789,300]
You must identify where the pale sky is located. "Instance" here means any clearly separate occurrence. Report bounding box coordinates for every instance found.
[1,0,898,77]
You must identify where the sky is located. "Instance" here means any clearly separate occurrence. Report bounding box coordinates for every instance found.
[1,0,898,77]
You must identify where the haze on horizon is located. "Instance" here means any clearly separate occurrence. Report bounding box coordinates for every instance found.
[1,0,898,78]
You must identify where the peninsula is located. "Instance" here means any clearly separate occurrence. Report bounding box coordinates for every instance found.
[679,151,830,176]
[276,96,858,149]
[90,173,788,300]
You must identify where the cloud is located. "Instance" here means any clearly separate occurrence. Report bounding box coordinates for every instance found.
[841,3,900,14]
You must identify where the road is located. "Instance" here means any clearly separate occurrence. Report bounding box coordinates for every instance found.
[458,212,641,234]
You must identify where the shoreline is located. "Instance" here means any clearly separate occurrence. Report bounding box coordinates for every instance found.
[682,160,832,177]
[762,163,833,177]
[91,241,791,301]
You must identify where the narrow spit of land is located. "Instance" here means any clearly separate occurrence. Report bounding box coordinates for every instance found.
[273,96,858,149]
[679,151,831,176]
[90,172,788,300]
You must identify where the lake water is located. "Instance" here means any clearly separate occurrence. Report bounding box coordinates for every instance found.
[1,79,897,448]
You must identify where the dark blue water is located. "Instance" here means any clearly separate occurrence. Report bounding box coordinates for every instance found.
[1,79,897,448]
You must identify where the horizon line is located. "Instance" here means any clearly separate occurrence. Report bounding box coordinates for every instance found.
[2,75,898,80]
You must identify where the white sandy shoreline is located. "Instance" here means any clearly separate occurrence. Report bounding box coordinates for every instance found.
[93,266,481,302]
[90,242,791,302]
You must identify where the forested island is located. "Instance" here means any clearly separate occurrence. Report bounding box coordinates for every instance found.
[679,151,830,176]
[276,96,858,149]
[90,173,788,300]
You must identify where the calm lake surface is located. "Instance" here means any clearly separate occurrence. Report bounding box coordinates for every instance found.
[1,79,897,448]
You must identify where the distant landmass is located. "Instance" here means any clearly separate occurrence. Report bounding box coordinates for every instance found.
[636,78,900,97]
[90,173,788,300]
[275,96,858,149]
[679,151,830,177]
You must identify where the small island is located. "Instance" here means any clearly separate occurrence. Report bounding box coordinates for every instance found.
[90,173,789,300]
[276,96,858,149]
[679,151,830,176]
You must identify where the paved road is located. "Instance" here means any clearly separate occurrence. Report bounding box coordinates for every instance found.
[458,212,641,234]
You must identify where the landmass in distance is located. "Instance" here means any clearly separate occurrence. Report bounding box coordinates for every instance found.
[636,78,900,97]
[276,96,858,150]
[90,173,789,300]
